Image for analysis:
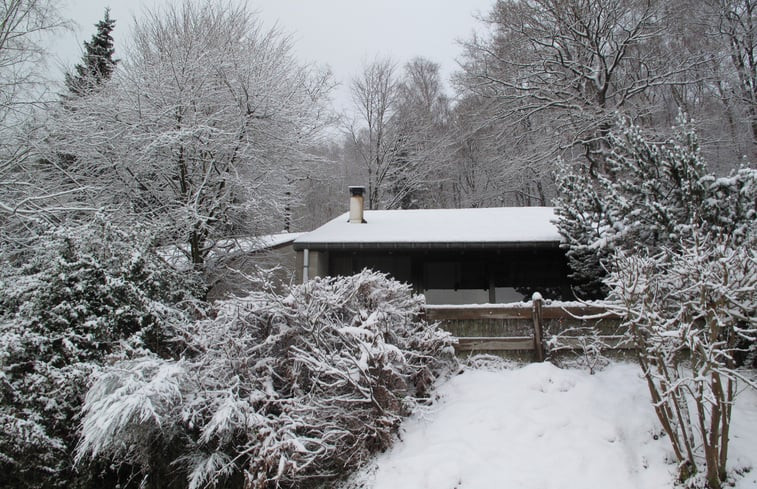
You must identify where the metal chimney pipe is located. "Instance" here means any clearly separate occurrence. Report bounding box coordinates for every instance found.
[348,186,366,223]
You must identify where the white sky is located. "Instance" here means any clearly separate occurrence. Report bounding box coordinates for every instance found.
[53,0,495,113]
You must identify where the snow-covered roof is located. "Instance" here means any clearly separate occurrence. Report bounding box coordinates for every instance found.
[294,207,561,250]
[159,232,303,268]
[216,232,304,253]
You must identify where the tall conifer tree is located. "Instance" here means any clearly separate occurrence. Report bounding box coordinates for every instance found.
[65,9,118,96]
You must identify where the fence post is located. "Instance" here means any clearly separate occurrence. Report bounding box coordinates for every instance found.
[532,292,545,362]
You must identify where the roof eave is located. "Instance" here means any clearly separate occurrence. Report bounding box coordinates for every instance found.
[292,240,562,251]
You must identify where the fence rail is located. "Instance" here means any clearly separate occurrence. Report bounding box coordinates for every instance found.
[424,297,627,361]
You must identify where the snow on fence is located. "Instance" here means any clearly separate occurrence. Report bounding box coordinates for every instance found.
[423,296,628,361]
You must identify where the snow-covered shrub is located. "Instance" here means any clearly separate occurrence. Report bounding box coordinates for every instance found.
[461,354,519,371]
[557,117,757,488]
[0,220,203,489]
[609,233,756,488]
[702,166,757,244]
[77,270,457,489]
[546,326,611,375]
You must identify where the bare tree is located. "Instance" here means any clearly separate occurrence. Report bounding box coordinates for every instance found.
[705,0,757,159]
[346,57,400,209]
[456,0,708,184]
[389,57,454,208]
[447,92,550,207]
[0,0,75,229]
[0,0,67,123]
[50,0,332,267]
[346,57,454,210]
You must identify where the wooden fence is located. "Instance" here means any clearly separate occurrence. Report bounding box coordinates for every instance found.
[424,297,630,361]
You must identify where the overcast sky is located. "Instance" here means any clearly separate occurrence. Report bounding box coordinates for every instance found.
[53,0,495,112]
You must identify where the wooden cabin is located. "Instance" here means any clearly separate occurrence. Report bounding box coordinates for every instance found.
[293,187,572,304]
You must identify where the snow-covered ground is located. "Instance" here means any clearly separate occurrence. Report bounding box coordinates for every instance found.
[344,362,757,489]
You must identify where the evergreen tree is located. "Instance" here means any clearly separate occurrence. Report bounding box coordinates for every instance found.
[553,165,611,299]
[0,220,204,489]
[65,9,118,96]
[555,115,755,299]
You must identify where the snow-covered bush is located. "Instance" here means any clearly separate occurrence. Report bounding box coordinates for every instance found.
[556,117,756,488]
[546,326,611,375]
[609,233,756,488]
[702,166,757,243]
[77,270,456,489]
[0,220,203,489]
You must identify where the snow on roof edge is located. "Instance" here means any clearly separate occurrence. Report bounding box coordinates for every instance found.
[294,207,562,249]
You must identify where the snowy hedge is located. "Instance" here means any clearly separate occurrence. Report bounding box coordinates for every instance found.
[77,270,457,489]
